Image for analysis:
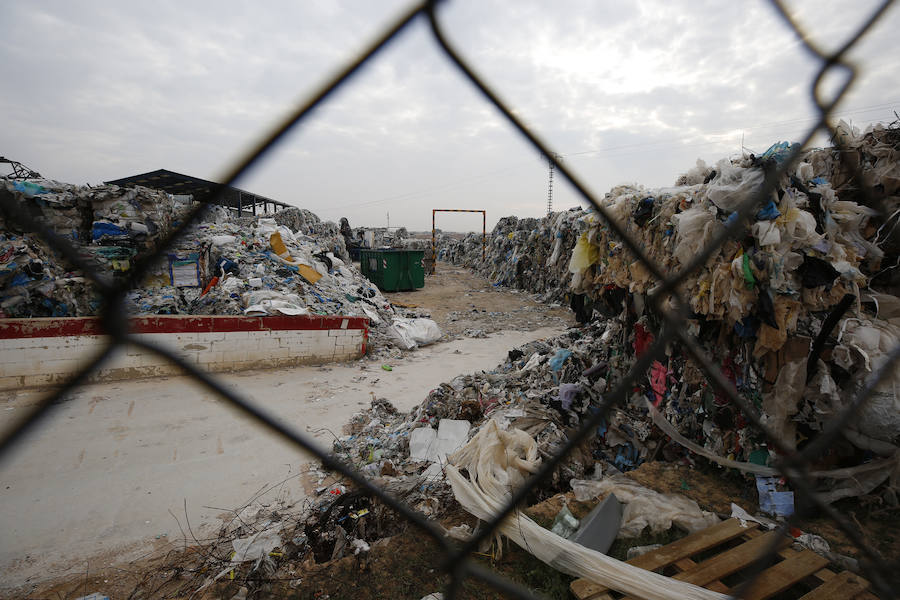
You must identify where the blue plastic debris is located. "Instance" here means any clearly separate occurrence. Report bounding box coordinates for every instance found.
[725,212,740,227]
[734,316,758,339]
[614,442,640,471]
[759,141,798,163]
[92,221,128,240]
[12,181,49,197]
[549,349,573,371]
[756,200,781,221]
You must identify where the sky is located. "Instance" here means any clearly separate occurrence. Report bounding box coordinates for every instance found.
[1,1,899,232]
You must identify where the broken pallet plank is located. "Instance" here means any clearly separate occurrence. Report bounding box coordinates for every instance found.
[617,557,730,600]
[798,570,870,600]
[672,558,729,594]
[674,530,792,587]
[744,528,851,591]
[738,549,830,600]
[570,518,757,599]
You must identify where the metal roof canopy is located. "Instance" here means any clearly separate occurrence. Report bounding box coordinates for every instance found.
[105,169,292,215]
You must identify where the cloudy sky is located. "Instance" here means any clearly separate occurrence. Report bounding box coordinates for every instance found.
[2,1,898,231]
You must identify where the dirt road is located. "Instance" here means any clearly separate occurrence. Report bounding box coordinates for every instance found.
[0,267,573,594]
[385,263,572,338]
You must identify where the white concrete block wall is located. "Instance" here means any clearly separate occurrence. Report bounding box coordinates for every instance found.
[0,316,368,390]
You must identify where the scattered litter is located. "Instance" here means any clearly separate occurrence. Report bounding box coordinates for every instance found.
[755,475,795,518]
[571,476,719,537]
[550,504,580,538]
[231,529,282,563]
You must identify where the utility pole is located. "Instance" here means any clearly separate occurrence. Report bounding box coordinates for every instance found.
[545,153,561,216]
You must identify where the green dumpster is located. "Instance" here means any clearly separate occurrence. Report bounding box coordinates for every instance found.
[359,249,425,292]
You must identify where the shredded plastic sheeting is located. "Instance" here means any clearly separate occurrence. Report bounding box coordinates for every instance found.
[570,476,720,538]
[440,210,589,303]
[446,421,728,600]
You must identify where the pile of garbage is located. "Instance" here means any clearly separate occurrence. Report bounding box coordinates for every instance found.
[0,178,190,317]
[430,123,899,505]
[563,124,899,475]
[439,209,589,303]
[215,125,895,593]
[1,177,443,352]
[115,301,894,596]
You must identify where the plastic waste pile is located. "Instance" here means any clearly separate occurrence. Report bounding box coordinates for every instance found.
[1,178,189,317]
[428,124,898,503]
[565,124,899,485]
[0,229,99,317]
[2,178,439,352]
[333,294,897,536]
[439,208,588,302]
[329,325,617,504]
[119,213,375,320]
[399,238,430,250]
[125,210,424,350]
[273,207,349,260]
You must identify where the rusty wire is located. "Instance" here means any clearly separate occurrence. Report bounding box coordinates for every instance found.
[0,0,898,598]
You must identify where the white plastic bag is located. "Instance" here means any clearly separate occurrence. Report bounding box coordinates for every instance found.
[390,318,442,350]
[704,161,764,212]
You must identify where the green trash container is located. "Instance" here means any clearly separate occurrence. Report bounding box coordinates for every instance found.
[359,249,425,292]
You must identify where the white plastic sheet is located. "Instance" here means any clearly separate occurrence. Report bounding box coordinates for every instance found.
[446,421,728,600]
[231,528,282,562]
[570,477,719,537]
[704,161,765,212]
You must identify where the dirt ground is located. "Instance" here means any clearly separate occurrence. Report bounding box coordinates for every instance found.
[16,463,900,600]
[384,264,573,338]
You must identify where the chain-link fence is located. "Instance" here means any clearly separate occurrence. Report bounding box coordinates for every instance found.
[1,0,898,598]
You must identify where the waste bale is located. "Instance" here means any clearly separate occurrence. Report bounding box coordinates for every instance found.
[561,131,899,481]
[90,184,187,253]
[440,208,589,303]
[0,231,99,317]
[274,206,348,262]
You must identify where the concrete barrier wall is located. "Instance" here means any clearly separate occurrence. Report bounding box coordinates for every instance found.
[0,315,368,390]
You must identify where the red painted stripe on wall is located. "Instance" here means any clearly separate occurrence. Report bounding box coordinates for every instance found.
[0,315,369,339]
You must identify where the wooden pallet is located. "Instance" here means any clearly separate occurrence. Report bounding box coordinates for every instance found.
[570,518,876,600]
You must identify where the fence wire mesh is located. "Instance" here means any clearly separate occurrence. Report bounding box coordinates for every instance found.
[1,0,898,598]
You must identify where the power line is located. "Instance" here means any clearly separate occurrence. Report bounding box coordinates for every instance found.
[316,101,899,216]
